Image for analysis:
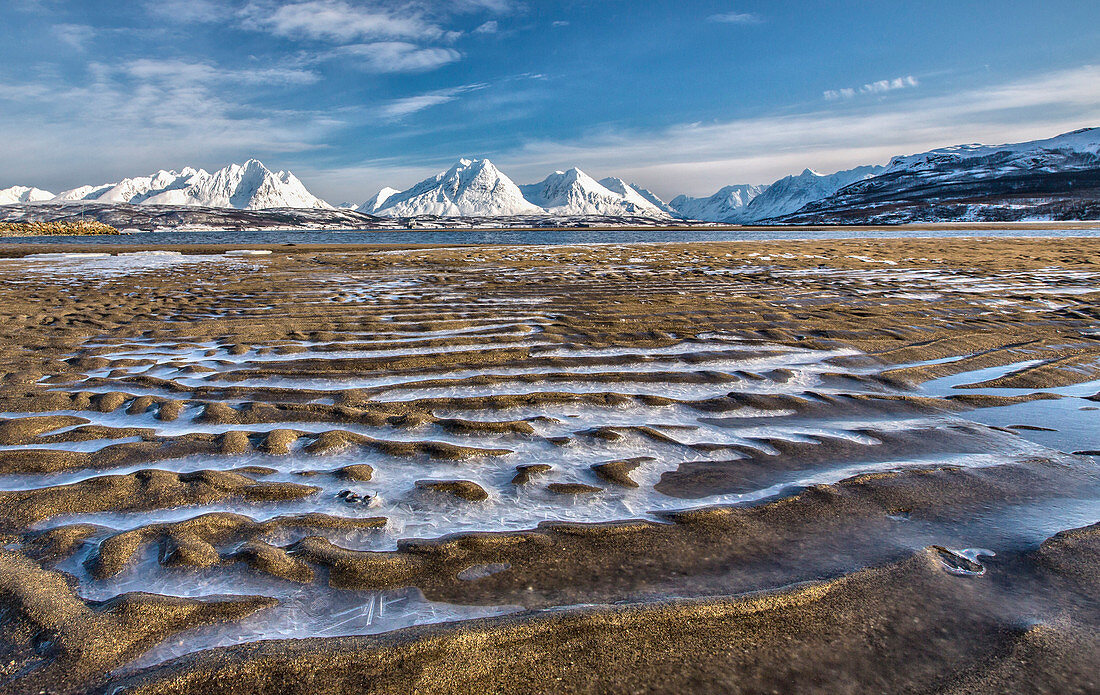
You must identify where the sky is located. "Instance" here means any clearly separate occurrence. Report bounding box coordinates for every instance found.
[1,0,1099,204]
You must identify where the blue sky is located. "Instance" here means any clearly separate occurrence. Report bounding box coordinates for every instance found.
[1,0,1099,203]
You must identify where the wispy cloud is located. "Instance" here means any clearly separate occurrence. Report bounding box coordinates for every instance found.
[473,20,499,34]
[707,11,761,24]
[240,0,449,43]
[335,42,462,73]
[146,0,228,23]
[825,75,919,101]
[440,0,519,12]
[123,58,319,85]
[379,83,487,119]
[51,23,95,50]
[379,95,458,119]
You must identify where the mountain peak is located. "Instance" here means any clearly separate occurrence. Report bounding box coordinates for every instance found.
[517,169,670,217]
[374,159,540,217]
[669,183,768,222]
[0,185,55,205]
[357,186,401,214]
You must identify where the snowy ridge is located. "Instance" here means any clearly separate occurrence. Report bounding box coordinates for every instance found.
[517,168,671,217]
[670,184,768,222]
[0,186,54,205]
[47,160,331,210]
[674,129,1100,223]
[358,187,401,214]
[886,127,1100,174]
[773,127,1100,223]
[372,159,542,217]
[738,166,884,223]
[364,161,674,218]
[597,177,675,217]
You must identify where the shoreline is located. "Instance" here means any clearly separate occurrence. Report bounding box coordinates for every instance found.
[0,218,1098,243]
[1,232,1100,258]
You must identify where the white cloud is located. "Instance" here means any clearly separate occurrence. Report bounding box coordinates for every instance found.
[437,0,517,12]
[378,83,487,119]
[335,42,462,73]
[123,58,319,85]
[146,0,228,23]
[826,75,919,100]
[52,23,95,50]
[474,20,499,34]
[707,11,761,24]
[552,20,569,27]
[379,95,458,119]
[240,0,445,43]
[463,0,515,10]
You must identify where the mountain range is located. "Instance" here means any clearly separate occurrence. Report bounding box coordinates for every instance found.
[19,160,331,211]
[0,186,55,205]
[3,127,1099,223]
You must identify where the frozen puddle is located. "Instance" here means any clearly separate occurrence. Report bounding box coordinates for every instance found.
[1,251,259,278]
[921,359,1100,456]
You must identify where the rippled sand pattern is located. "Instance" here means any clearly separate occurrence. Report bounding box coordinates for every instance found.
[0,238,1098,694]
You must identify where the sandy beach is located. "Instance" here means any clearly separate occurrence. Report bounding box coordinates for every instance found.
[0,237,1097,694]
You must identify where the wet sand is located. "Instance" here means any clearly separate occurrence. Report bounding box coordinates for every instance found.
[0,238,1097,694]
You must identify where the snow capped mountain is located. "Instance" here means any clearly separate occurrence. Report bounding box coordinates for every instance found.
[358,187,401,214]
[885,127,1100,176]
[155,160,331,209]
[670,184,768,222]
[50,160,331,210]
[366,165,675,218]
[518,168,614,214]
[373,159,542,217]
[0,186,55,205]
[597,177,675,216]
[738,165,884,222]
[775,128,1100,224]
[516,168,670,216]
[55,168,205,205]
[666,166,883,224]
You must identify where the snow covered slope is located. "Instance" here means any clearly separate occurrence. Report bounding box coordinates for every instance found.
[776,128,1100,223]
[884,127,1100,176]
[739,166,884,223]
[373,159,542,217]
[358,187,401,214]
[50,160,331,210]
[516,169,670,216]
[597,177,675,216]
[670,184,768,222]
[667,166,882,224]
[0,186,55,205]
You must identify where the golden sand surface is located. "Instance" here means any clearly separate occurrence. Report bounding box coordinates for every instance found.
[0,238,1097,694]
